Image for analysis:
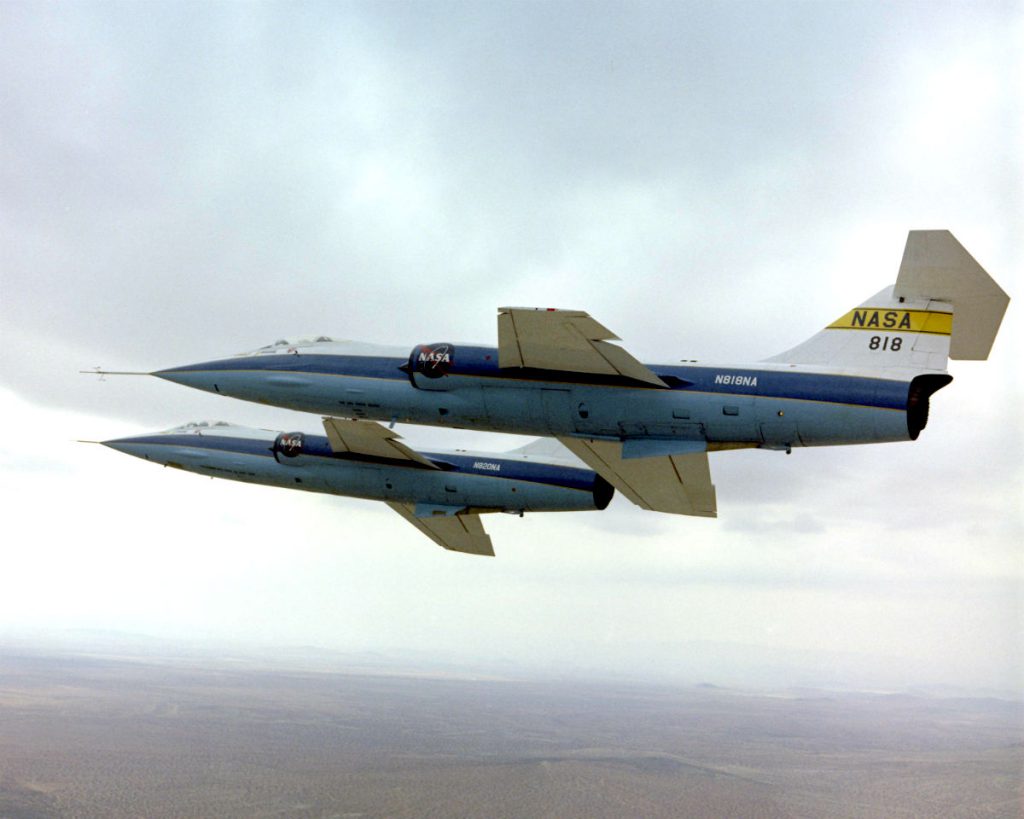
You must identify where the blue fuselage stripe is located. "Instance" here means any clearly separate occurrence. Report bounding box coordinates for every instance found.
[168,347,909,411]
[115,434,598,492]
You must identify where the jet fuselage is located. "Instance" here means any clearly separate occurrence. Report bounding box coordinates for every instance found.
[105,421,612,514]
[155,343,949,451]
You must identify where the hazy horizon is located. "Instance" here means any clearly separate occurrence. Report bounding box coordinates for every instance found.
[2,626,1020,700]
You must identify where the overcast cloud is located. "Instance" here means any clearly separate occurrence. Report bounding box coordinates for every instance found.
[1,1,1020,692]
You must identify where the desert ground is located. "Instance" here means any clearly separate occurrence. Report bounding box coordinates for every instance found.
[0,647,1020,818]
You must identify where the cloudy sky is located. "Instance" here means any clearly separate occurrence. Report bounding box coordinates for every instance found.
[1,1,1020,692]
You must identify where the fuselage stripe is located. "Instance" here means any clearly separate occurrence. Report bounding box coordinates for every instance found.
[114,436,597,492]
[167,352,913,412]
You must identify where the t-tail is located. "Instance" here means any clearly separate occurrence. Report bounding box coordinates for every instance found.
[763,231,1009,440]
[764,230,1009,374]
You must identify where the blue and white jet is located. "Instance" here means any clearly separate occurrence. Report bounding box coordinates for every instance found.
[102,418,613,556]
[142,231,1009,519]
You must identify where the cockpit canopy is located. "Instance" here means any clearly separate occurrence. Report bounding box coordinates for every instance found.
[163,420,234,433]
[232,338,409,358]
[160,421,271,440]
[238,337,339,356]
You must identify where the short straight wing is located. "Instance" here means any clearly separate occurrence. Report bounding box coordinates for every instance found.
[497,307,668,388]
[322,417,440,469]
[386,502,495,556]
[556,437,717,517]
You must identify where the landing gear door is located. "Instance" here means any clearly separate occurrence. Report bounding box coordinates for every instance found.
[759,419,802,449]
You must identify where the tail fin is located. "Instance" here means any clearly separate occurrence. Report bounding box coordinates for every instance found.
[764,231,1009,370]
[505,437,582,465]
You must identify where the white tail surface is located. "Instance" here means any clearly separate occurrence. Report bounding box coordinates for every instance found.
[504,436,584,465]
[893,230,1008,360]
[765,231,1008,371]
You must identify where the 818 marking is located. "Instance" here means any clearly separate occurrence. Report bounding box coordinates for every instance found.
[869,335,902,351]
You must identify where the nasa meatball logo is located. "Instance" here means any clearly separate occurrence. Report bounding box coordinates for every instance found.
[275,432,304,457]
[416,343,454,378]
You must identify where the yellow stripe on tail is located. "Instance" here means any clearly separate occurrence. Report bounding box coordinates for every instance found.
[827,309,952,335]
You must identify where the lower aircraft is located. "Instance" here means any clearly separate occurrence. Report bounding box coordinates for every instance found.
[99,418,612,556]
[103,230,1010,520]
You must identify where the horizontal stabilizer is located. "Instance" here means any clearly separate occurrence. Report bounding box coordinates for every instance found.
[894,231,1009,360]
[387,502,495,556]
[502,436,585,466]
[322,417,440,469]
[498,307,668,387]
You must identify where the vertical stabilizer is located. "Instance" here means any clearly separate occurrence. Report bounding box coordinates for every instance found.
[764,285,953,371]
[765,231,1008,370]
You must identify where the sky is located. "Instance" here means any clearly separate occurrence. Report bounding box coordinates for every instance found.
[1,1,1021,693]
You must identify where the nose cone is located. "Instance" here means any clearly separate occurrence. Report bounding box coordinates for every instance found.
[153,360,230,393]
[101,435,159,461]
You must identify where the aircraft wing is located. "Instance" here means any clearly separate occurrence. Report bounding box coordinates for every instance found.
[556,437,717,517]
[386,502,495,556]
[322,417,440,469]
[498,307,668,388]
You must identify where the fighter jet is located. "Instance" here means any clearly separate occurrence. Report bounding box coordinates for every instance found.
[101,418,613,556]
[130,231,1008,519]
